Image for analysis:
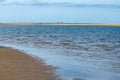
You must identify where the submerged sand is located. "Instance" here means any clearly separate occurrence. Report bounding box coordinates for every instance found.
[0,46,59,80]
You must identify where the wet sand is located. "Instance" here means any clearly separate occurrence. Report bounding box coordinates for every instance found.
[0,46,59,80]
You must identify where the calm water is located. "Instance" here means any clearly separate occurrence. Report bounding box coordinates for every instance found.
[0,25,120,80]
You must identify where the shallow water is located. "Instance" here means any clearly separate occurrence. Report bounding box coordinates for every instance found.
[0,25,120,80]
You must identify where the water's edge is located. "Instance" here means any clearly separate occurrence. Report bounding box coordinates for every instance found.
[0,42,120,80]
[0,26,120,80]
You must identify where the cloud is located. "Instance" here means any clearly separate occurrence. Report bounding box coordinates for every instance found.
[66,3,120,8]
[0,0,49,5]
[0,0,120,8]
[0,0,6,2]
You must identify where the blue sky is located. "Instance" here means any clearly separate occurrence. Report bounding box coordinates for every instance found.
[0,0,120,23]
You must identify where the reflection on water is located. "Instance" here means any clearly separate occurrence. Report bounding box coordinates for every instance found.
[0,26,120,80]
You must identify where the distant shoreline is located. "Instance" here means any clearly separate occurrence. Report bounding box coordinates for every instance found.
[0,23,120,26]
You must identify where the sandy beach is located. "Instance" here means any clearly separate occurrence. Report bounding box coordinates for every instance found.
[0,46,59,80]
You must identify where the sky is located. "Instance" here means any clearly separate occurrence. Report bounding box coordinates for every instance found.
[0,0,120,5]
[0,0,120,23]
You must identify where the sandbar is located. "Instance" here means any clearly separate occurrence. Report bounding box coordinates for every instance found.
[0,22,120,26]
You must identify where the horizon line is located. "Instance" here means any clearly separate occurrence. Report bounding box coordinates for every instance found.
[0,22,120,26]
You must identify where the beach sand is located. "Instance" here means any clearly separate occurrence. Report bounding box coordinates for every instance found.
[0,46,59,80]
